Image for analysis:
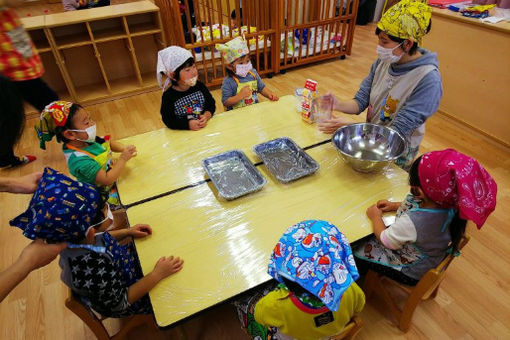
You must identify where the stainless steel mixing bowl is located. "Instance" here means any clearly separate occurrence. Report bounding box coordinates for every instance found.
[332,123,407,173]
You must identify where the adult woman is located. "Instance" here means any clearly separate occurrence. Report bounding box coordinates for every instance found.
[319,0,442,170]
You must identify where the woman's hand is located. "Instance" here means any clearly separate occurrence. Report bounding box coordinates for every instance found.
[317,118,350,134]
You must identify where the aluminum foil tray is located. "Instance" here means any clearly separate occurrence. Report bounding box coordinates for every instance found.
[203,150,266,200]
[254,137,319,183]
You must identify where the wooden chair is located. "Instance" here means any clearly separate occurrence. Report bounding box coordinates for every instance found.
[362,235,470,332]
[329,315,364,340]
[65,290,156,340]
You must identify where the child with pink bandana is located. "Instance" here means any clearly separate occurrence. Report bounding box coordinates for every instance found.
[354,149,497,285]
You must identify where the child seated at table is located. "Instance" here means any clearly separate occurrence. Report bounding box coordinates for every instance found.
[10,167,184,317]
[35,101,136,206]
[63,0,110,11]
[234,219,365,340]
[216,36,278,111]
[354,149,497,285]
[158,46,216,131]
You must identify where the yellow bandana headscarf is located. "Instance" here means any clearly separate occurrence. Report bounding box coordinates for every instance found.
[378,0,432,45]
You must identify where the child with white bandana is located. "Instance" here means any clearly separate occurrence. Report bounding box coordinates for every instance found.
[216,36,278,111]
[158,46,216,131]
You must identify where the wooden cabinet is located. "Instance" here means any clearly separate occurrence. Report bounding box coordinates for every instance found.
[21,1,166,107]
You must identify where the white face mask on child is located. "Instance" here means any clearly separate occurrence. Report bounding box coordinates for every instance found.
[184,76,198,87]
[88,203,114,235]
[71,124,97,143]
[235,61,252,78]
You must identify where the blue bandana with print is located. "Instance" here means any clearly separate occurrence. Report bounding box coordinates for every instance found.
[268,220,359,312]
[10,167,101,243]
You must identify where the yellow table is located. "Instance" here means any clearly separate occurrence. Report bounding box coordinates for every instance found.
[116,95,328,206]
[127,144,409,327]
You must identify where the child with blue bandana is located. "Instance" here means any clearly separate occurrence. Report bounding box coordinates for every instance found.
[10,168,184,317]
[234,220,365,340]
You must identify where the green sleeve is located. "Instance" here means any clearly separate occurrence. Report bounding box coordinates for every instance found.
[67,154,102,185]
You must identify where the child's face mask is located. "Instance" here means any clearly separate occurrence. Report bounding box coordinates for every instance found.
[89,203,114,235]
[70,124,97,143]
[235,61,252,77]
[184,76,198,87]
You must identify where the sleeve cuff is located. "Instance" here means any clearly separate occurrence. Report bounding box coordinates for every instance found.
[380,230,399,250]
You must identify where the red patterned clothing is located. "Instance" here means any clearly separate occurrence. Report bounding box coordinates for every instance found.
[0,8,44,81]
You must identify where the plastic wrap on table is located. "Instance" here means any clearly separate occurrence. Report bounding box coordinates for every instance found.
[116,95,328,206]
[129,144,410,327]
[254,137,319,183]
[203,150,266,200]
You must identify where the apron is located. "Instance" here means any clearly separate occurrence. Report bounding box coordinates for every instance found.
[354,195,455,271]
[232,71,260,110]
[65,139,119,206]
[366,61,436,170]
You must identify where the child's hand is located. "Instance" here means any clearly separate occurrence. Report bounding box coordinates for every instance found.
[366,204,383,220]
[376,200,397,212]
[268,93,279,101]
[120,146,137,161]
[197,112,212,128]
[240,86,252,99]
[152,256,184,281]
[189,119,202,131]
[129,224,152,238]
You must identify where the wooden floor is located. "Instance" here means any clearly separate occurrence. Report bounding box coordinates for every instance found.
[1,23,509,340]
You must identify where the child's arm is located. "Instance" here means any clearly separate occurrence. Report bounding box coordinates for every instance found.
[223,86,252,107]
[110,140,136,154]
[108,224,152,242]
[260,87,279,101]
[201,82,216,116]
[376,199,401,212]
[95,147,136,186]
[127,255,183,304]
[160,92,191,130]
[366,204,386,242]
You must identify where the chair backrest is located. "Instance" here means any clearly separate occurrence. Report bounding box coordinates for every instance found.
[420,234,470,299]
[329,315,363,340]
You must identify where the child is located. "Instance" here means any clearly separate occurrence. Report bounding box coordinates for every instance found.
[0,1,59,168]
[63,0,110,11]
[354,149,497,285]
[318,0,441,171]
[158,46,216,131]
[10,168,183,317]
[234,220,365,340]
[216,36,278,111]
[35,101,136,206]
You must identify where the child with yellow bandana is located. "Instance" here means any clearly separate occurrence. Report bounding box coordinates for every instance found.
[318,0,442,171]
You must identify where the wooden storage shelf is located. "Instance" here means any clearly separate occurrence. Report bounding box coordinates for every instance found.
[20,1,166,108]
[89,17,128,42]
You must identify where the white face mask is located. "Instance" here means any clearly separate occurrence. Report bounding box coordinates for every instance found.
[376,43,403,64]
[71,124,97,143]
[184,76,198,87]
[88,203,114,235]
[235,61,252,78]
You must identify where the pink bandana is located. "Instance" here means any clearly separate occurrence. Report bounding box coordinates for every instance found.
[418,149,497,229]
